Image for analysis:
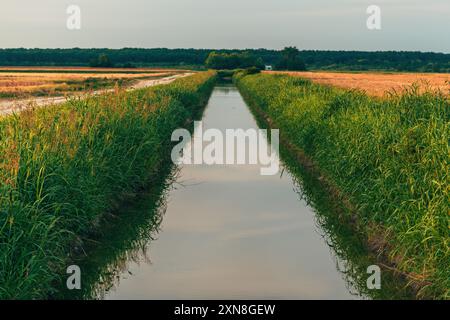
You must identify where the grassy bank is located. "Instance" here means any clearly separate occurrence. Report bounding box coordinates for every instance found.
[234,72,449,299]
[0,71,216,299]
[56,164,177,299]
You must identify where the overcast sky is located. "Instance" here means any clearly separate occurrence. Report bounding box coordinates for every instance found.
[0,0,449,52]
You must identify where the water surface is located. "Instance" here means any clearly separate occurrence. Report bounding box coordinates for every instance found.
[101,85,360,299]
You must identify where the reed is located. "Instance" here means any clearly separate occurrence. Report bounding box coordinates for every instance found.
[0,71,216,299]
[234,72,449,299]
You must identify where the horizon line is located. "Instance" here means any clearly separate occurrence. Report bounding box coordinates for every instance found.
[0,47,449,55]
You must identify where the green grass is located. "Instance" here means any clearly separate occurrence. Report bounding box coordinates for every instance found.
[234,72,449,299]
[0,71,216,299]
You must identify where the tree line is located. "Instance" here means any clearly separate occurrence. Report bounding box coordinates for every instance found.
[205,47,306,71]
[0,48,448,72]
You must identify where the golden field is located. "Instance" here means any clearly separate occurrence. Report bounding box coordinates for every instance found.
[266,71,450,96]
[0,67,185,98]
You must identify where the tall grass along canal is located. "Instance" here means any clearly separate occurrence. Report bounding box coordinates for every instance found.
[234,72,449,299]
[0,71,216,299]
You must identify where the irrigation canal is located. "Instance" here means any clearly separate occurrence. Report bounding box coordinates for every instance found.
[63,85,412,299]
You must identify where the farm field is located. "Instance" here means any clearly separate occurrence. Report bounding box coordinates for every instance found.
[0,67,187,99]
[266,71,450,97]
[0,66,188,73]
[0,69,193,116]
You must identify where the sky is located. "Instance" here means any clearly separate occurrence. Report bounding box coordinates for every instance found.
[0,0,449,52]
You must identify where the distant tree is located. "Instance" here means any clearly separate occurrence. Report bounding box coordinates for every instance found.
[98,54,112,67]
[89,54,113,67]
[88,58,97,67]
[276,46,306,71]
[205,51,264,70]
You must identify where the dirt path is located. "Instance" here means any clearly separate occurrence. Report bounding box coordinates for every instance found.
[0,73,193,116]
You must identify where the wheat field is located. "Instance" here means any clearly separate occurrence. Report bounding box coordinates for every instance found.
[266,71,450,97]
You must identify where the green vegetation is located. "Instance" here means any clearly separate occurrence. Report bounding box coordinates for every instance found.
[205,46,306,71]
[234,72,449,299]
[276,47,306,71]
[0,48,449,72]
[56,165,176,300]
[205,51,263,70]
[89,54,114,68]
[301,50,450,73]
[280,145,416,299]
[0,71,216,299]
